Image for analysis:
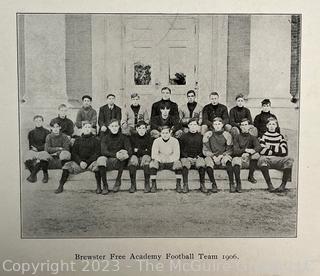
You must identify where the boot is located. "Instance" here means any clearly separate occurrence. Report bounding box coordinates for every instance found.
[25,160,34,173]
[226,162,236,193]
[55,169,69,194]
[260,166,276,192]
[229,182,236,193]
[182,182,189,193]
[234,165,242,193]
[129,180,136,193]
[200,182,208,193]
[150,179,157,193]
[144,180,151,193]
[248,159,258,183]
[176,178,182,193]
[275,168,291,192]
[98,166,109,195]
[40,160,49,183]
[211,182,217,193]
[113,180,121,193]
[94,171,102,194]
[27,162,41,183]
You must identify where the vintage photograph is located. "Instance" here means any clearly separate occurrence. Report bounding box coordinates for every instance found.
[18,13,300,238]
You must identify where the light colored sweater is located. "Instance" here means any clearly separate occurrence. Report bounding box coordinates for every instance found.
[151,137,180,163]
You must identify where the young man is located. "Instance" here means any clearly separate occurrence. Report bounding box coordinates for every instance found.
[150,87,179,120]
[203,117,234,193]
[50,104,74,137]
[45,122,71,182]
[229,94,257,137]
[24,115,51,183]
[149,126,182,193]
[253,99,280,138]
[180,119,207,193]
[258,117,294,193]
[202,92,230,134]
[75,95,97,133]
[179,90,203,132]
[128,121,153,193]
[98,93,122,136]
[55,123,101,194]
[150,102,182,139]
[97,119,132,194]
[121,93,149,135]
[232,118,262,192]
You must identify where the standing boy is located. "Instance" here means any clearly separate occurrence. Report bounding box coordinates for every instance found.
[24,115,51,183]
[149,126,182,193]
[128,121,153,193]
[121,93,149,135]
[98,93,122,136]
[180,119,207,193]
[75,95,97,133]
[97,119,132,194]
[203,117,234,193]
[232,118,262,192]
[50,104,74,137]
[258,117,294,192]
[229,94,257,137]
[55,123,101,194]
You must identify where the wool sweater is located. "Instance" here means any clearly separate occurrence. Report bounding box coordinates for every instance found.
[150,115,181,132]
[179,102,203,126]
[179,132,204,158]
[50,116,74,136]
[100,132,132,158]
[121,104,150,128]
[259,131,288,157]
[98,104,122,128]
[233,132,262,157]
[130,133,153,157]
[151,137,180,163]
[71,134,100,165]
[253,111,280,137]
[44,133,70,154]
[150,99,179,119]
[75,106,97,128]
[229,106,253,128]
[28,126,50,151]
[203,130,233,157]
[202,103,229,126]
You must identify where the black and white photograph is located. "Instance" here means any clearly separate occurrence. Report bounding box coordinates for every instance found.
[18,13,300,238]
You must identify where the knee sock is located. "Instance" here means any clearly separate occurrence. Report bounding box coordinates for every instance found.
[233,165,241,184]
[198,167,205,183]
[249,159,258,178]
[59,169,69,185]
[225,162,234,183]
[182,167,188,184]
[40,160,49,174]
[206,167,216,184]
[98,166,107,185]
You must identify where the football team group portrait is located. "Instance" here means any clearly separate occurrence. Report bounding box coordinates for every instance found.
[18,14,300,237]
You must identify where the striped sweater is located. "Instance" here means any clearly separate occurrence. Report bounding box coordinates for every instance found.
[259,131,288,157]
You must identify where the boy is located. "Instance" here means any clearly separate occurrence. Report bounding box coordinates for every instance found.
[150,87,179,120]
[229,94,257,137]
[128,121,153,193]
[50,104,74,137]
[24,115,51,183]
[232,118,262,192]
[180,119,207,193]
[179,90,203,132]
[253,99,280,138]
[258,117,294,192]
[202,92,230,134]
[98,93,122,136]
[203,117,234,193]
[150,102,182,138]
[55,123,101,194]
[149,126,182,193]
[121,93,149,135]
[75,95,97,132]
[97,119,132,194]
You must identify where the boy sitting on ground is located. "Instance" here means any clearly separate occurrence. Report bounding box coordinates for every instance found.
[149,126,182,193]
[55,123,101,194]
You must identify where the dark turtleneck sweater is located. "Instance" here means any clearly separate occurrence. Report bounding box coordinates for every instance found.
[130,132,153,157]
[28,126,50,151]
[179,131,204,158]
[100,131,132,158]
[253,111,280,137]
[71,134,100,165]
[233,132,262,157]
[229,106,253,128]
[50,116,74,136]
[202,103,229,126]
[150,99,179,119]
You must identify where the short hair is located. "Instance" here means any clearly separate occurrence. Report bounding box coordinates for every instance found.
[159,101,171,110]
[82,95,92,101]
[106,93,115,99]
[136,120,147,128]
[266,117,278,124]
[188,118,199,125]
[209,92,219,97]
[235,93,245,100]
[159,125,171,132]
[58,104,67,110]
[261,99,271,106]
[187,90,196,97]
[33,115,44,121]
[213,117,223,123]
[108,119,120,126]
[51,122,61,127]
[240,118,250,125]
[161,87,171,94]
[131,93,140,99]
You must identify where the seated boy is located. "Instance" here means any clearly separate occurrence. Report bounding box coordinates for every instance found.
[232,118,262,192]
[55,123,101,194]
[203,117,235,193]
[150,102,182,139]
[75,95,97,135]
[128,121,153,193]
[229,94,257,137]
[253,99,280,138]
[50,104,74,138]
[149,126,182,193]
[258,117,294,192]
[24,115,51,183]
[97,119,132,194]
[121,93,150,136]
[180,119,207,193]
